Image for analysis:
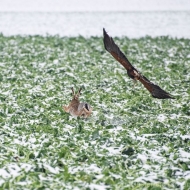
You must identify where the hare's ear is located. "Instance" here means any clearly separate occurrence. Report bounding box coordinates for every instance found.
[71,87,75,96]
[77,88,82,96]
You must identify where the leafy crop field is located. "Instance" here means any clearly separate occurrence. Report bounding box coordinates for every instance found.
[0,34,190,190]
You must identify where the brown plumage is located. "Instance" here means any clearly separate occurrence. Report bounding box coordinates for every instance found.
[103,28,174,99]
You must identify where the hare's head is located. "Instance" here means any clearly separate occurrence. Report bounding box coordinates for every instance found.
[71,87,82,102]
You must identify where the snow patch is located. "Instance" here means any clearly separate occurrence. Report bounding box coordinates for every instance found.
[43,163,59,174]
[179,149,190,158]
[88,183,110,190]
[157,114,167,122]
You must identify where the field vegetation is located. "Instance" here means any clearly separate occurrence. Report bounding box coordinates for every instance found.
[0,34,190,189]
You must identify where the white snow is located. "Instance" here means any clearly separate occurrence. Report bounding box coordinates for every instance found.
[101,144,123,156]
[137,154,147,164]
[157,114,167,122]
[181,135,190,140]
[53,59,59,64]
[170,114,178,119]
[88,183,109,190]
[0,179,5,186]
[0,1,190,38]
[135,173,158,182]
[20,163,33,172]
[65,72,77,78]
[69,164,102,174]
[179,149,190,158]
[87,164,102,173]
[184,171,190,179]
[43,163,60,174]
[1,0,190,12]
[7,163,21,177]
[148,149,166,162]
[105,114,114,120]
[16,181,32,186]
[0,169,11,178]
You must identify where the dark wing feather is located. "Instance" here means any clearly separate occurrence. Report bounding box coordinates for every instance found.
[139,75,175,99]
[103,28,174,99]
[103,28,134,71]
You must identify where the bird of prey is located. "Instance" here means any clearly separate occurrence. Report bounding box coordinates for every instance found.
[103,28,174,99]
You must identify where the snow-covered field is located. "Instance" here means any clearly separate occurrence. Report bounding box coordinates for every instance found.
[0,0,190,38]
[0,34,189,190]
[0,11,190,38]
[0,1,190,189]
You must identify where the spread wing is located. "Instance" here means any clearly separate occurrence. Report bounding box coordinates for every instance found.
[103,28,174,99]
[103,28,134,71]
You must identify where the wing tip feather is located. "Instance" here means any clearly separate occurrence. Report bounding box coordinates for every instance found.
[152,94,175,99]
[151,87,175,99]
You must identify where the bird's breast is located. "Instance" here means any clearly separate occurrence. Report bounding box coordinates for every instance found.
[127,69,140,80]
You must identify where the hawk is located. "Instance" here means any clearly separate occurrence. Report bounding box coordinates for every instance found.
[103,28,174,99]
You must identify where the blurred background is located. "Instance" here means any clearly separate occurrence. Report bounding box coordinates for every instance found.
[0,0,190,38]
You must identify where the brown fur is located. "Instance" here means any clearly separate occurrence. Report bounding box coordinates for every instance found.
[63,88,92,118]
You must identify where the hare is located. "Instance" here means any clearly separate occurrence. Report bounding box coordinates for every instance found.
[63,87,92,118]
